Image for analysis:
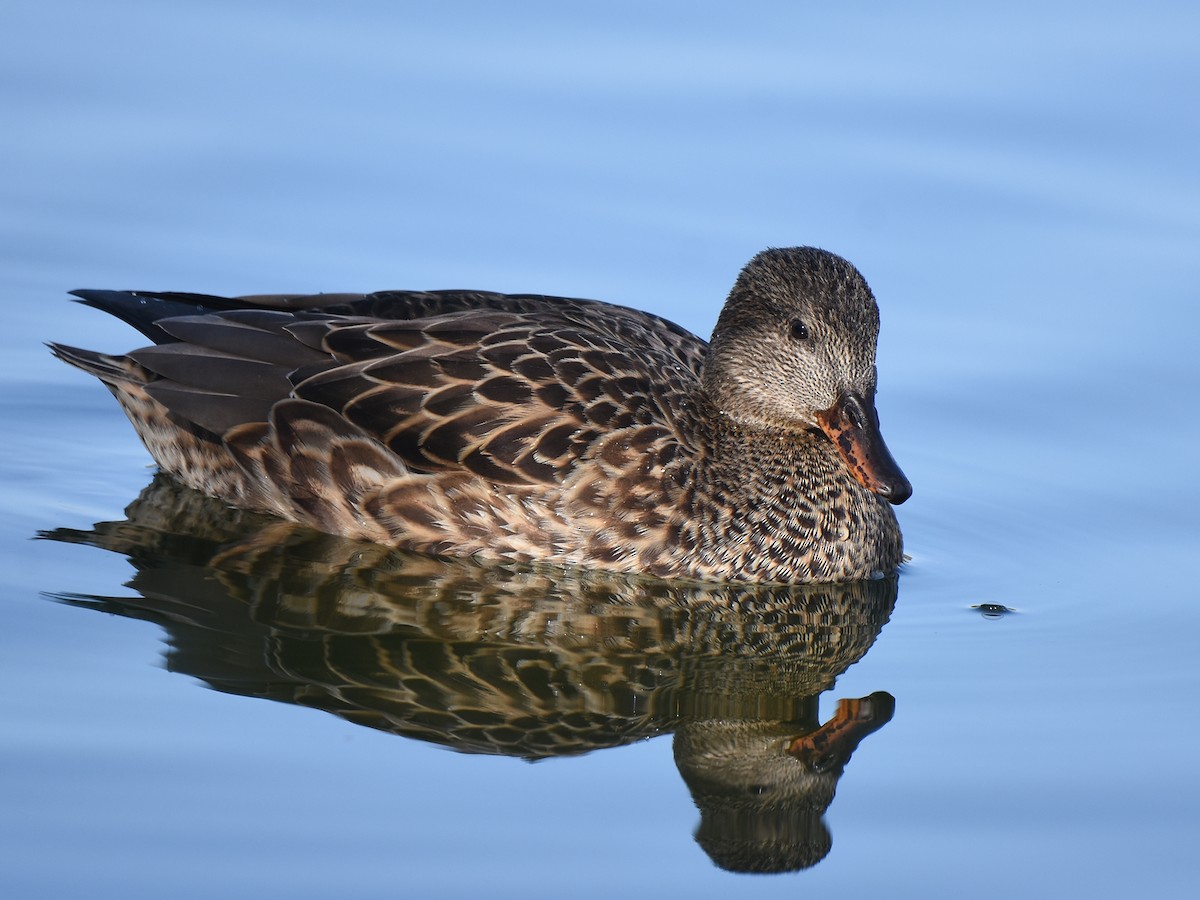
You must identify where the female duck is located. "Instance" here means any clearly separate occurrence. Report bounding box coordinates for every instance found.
[52,247,910,583]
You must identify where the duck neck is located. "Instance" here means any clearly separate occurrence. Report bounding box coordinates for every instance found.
[683,412,900,582]
[704,415,843,498]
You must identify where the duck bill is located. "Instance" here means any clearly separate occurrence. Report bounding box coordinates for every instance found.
[815,392,912,504]
[787,691,895,773]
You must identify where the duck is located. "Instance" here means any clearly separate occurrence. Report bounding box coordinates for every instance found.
[50,247,911,583]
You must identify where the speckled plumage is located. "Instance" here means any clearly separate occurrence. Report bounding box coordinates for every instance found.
[51,247,910,583]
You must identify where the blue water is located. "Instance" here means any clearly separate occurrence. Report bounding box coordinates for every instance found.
[4,1,1200,897]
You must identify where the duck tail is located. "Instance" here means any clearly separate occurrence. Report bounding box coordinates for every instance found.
[47,342,143,386]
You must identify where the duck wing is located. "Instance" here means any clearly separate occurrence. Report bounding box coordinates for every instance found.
[68,289,708,489]
[284,293,706,487]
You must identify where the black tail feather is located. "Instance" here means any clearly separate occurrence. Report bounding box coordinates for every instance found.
[47,342,133,383]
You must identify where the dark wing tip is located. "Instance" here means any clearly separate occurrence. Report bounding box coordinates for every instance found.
[67,289,232,344]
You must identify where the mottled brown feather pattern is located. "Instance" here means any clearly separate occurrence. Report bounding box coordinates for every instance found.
[52,248,908,583]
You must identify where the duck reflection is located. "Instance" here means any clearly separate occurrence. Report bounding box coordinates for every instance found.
[44,475,897,874]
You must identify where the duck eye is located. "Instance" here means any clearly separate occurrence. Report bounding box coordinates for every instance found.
[789,319,809,341]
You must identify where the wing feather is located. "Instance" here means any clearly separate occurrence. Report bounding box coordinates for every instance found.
[289,302,703,486]
[74,287,708,491]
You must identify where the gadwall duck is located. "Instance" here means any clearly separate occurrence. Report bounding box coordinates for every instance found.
[51,247,910,582]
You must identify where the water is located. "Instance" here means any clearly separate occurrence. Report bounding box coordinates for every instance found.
[3,1,1199,897]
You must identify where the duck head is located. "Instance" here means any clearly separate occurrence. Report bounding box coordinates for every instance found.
[703,247,911,505]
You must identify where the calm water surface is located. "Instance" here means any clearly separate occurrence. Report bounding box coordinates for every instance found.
[3,2,1199,898]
